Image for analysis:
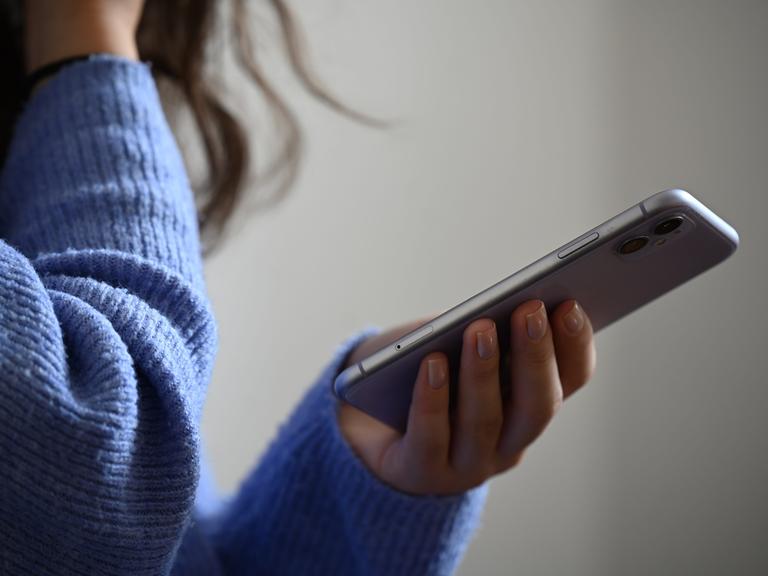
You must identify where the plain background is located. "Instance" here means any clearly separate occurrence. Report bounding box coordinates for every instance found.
[197,1,767,574]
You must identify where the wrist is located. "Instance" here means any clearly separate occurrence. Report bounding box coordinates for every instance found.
[24,1,141,73]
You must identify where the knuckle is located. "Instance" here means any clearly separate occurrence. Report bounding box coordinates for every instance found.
[545,394,564,422]
[457,462,495,488]
[497,451,525,473]
[477,415,503,440]
[523,342,554,367]
[461,412,503,441]
[564,343,597,391]
[549,382,564,414]
[405,437,446,472]
[526,386,563,428]
[401,469,439,495]
[414,395,446,417]
[552,386,564,413]
[562,367,589,392]
[561,374,583,394]
[418,446,445,470]
[475,462,497,484]
[472,356,498,378]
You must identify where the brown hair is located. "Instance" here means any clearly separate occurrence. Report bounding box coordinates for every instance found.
[0,0,368,256]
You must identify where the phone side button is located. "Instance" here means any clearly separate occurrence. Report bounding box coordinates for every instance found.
[557,232,600,259]
[395,325,434,351]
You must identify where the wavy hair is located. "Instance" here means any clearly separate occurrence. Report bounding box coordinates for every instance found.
[0,0,367,255]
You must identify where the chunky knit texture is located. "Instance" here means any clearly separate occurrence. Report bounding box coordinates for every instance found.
[0,56,487,575]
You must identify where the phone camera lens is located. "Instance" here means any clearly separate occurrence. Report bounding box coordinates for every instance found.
[619,236,649,254]
[654,216,684,235]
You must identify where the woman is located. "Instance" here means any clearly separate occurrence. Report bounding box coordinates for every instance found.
[0,0,596,574]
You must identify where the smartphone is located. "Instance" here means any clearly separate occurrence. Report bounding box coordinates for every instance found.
[334,189,739,432]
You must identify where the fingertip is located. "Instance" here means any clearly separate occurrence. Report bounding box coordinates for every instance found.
[550,300,596,397]
[464,317,495,343]
[552,299,592,338]
[426,352,449,391]
[511,300,550,345]
[513,299,547,321]
[411,353,449,415]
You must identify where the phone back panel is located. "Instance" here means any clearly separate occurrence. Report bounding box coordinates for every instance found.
[335,190,739,432]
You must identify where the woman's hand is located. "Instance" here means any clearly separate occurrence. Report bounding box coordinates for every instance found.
[338,299,596,495]
[24,0,144,73]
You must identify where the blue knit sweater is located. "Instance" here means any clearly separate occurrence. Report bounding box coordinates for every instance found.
[0,56,486,575]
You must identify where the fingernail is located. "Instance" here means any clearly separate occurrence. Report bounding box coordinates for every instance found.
[427,358,447,389]
[476,321,497,360]
[526,302,547,341]
[563,301,585,334]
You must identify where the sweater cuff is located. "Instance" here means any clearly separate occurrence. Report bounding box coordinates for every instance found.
[207,328,487,574]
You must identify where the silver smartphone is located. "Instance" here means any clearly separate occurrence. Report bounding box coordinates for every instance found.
[334,189,739,432]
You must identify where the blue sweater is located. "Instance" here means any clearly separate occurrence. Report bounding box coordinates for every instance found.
[0,56,487,575]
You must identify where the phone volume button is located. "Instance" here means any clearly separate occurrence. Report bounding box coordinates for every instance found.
[395,325,434,351]
[557,232,600,259]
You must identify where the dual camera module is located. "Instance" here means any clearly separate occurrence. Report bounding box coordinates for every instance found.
[619,216,684,255]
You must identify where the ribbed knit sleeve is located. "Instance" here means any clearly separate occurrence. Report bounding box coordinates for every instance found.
[0,56,217,575]
[202,327,488,576]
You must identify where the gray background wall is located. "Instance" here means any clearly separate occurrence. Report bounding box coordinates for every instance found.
[198,1,767,574]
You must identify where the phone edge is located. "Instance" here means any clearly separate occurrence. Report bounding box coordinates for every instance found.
[333,188,740,401]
